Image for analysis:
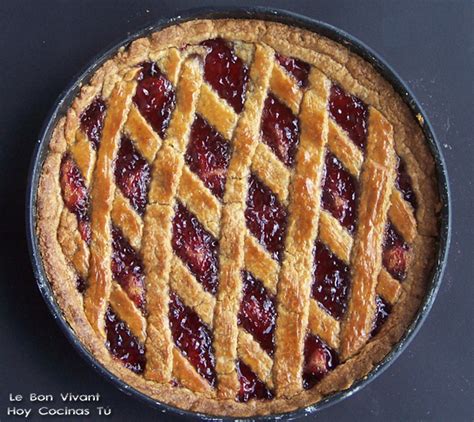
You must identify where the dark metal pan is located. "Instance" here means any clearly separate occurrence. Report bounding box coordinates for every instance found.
[26,6,451,420]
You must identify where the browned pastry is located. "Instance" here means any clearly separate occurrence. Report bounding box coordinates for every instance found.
[36,19,441,417]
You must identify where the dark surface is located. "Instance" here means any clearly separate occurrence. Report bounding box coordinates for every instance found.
[0,1,472,421]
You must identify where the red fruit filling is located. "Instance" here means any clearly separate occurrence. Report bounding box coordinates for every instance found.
[396,156,417,210]
[169,378,181,388]
[302,334,338,390]
[80,97,107,149]
[275,53,310,88]
[329,84,368,150]
[59,154,91,243]
[312,240,351,320]
[105,306,145,374]
[201,38,249,113]
[238,271,276,356]
[236,360,274,402]
[169,292,216,387]
[133,62,176,139]
[382,222,410,281]
[261,94,300,167]
[172,202,219,295]
[371,295,392,336]
[245,174,288,262]
[114,136,151,215]
[76,276,87,294]
[111,225,146,311]
[322,151,358,234]
[185,115,231,199]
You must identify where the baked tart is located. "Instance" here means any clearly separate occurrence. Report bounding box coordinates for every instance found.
[36,18,441,417]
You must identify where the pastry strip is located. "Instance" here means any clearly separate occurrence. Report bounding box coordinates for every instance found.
[340,107,396,359]
[84,76,137,337]
[109,282,146,342]
[237,328,274,389]
[376,268,401,304]
[327,117,416,243]
[243,232,279,296]
[213,44,275,399]
[142,58,203,382]
[172,348,214,395]
[251,143,291,205]
[110,191,143,250]
[177,166,222,238]
[70,130,96,185]
[327,119,363,177]
[170,256,216,327]
[157,47,182,86]
[273,68,330,397]
[141,204,174,381]
[57,124,97,278]
[318,210,353,264]
[308,299,340,350]
[123,104,162,163]
[389,188,417,243]
[196,83,238,140]
[269,63,303,115]
[57,209,89,279]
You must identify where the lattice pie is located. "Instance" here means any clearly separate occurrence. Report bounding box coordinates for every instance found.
[36,19,441,416]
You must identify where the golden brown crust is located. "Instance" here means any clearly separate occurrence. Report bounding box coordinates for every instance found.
[84,77,138,337]
[274,68,330,397]
[35,18,441,417]
[143,56,203,384]
[213,44,275,399]
[141,204,174,383]
[340,108,396,359]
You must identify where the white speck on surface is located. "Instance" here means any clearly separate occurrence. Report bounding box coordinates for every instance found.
[445,116,451,132]
[443,143,452,150]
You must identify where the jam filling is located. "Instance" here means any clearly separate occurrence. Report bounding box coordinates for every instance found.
[201,38,249,113]
[329,84,368,150]
[76,276,87,294]
[111,225,146,311]
[371,295,391,336]
[185,115,232,199]
[275,53,311,88]
[261,94,300,167]
[60,154,91,244]
[172,202,219,295]
[114,136,151,215]
[322,152,358,234]
[382,222,410,281]
[238,271,276,356]
[236,360,274,402]
[302,334,339,390]
[80,97,107,149]
[169,378,181,388]
[312,240,351,320]
[133,62,176,139]
[105,306,146,374]
[169,292,217,387]
[396,157,417,210]
[245,174,288,262]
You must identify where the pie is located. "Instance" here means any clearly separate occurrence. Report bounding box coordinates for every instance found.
[36,19,441,417]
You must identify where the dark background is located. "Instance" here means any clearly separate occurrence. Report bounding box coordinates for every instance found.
[1,1,472,421]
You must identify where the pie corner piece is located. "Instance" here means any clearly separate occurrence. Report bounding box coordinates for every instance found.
[35,18,441,417]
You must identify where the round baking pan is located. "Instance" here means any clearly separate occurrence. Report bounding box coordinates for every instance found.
[26,6,451,420]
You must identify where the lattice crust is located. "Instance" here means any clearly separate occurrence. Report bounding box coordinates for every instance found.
[37,19,440,417]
